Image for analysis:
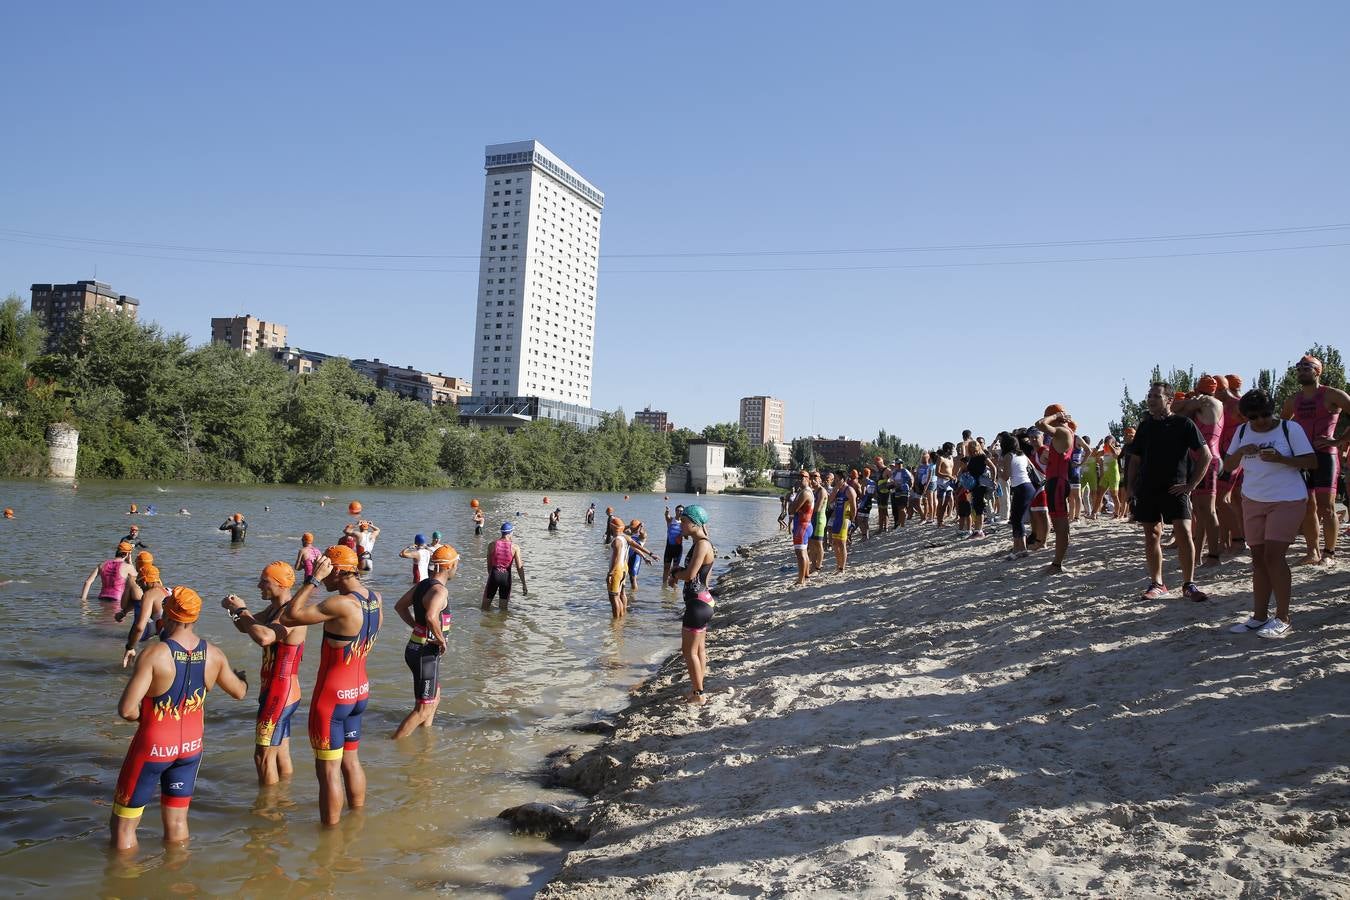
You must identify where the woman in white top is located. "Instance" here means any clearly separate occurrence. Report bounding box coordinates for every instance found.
[1222,389,1317,638]
[998,432,1036,560]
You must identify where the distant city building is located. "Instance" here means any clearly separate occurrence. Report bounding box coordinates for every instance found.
[352,358,471,406]
[633,407,673,432]
[739,395,785,445]
[768,440,792,466]
[272,347,470,407]
[30,281,139,351]
[273,346,331,375]
[461,139,604,429]
[811,437,863,468]
[211,315,288,354]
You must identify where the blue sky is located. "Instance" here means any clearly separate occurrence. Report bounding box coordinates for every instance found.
[3,2,1347,448]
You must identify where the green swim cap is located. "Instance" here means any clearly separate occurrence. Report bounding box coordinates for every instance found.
[681,504,709,526]
[431,531,442,541]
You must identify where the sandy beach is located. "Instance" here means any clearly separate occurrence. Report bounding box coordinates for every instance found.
[538,520,1350,898]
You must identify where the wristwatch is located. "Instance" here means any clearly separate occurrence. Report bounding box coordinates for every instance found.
[228,606,246,623]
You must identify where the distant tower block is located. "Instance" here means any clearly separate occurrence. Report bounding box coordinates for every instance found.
[46,423,79,478]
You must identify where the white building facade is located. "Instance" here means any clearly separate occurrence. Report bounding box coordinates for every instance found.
[470,140,603,409]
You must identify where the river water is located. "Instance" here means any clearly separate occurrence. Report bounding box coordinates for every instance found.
[0,479,779,897]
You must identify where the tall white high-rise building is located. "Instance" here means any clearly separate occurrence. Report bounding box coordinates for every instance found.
[469,140,604,415]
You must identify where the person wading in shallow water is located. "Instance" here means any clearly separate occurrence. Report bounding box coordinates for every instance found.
[223,562,307,787]
[669,504,716,704]
[393,544,458,739]
[279,546,382,826]
[110,586,247,850]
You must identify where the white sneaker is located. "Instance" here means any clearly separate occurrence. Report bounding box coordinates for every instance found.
[1256,619,1291,639]
[1228,617,1268,633]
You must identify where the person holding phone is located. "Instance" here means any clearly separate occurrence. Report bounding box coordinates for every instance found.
[1224,388,1317,638]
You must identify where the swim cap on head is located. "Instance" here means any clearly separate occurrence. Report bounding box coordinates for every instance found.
[136,551,154,567]
[1044,403,1065,417]
[681,504,709,526]
[117,541,134,554]
[233,513,243,522]
[609,515,624,529]
[605,506,613,514]
[431,544,459,567]
[415,533,426,545]
[1226,374,1242,390]
[324,545,360,572]
[262,561,296,588]
[501,521,513,534]
[302,532,314,545]
[1298,354,1323,373]
[2,508,12,519]
[1196,375,1217,395]
[165,586,202,623]
[630,519,641,530]
[1173,391,1187,403]
[139,564,161,586]
[432,531,442,541]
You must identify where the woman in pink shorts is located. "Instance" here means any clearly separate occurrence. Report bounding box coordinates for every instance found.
[1223,389,1317,639]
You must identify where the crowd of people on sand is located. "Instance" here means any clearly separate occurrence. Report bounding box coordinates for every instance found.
[784,354,1350,644]
[69,492,719,850]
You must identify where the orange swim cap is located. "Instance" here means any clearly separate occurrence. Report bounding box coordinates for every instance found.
[233,513,243,522]
[605,506,613,514]
[629,518,641,530]
[139,564,162,586]
[1173,391,1187,403]
[2,508,12,519]
[262,561,296,588]
[301,532,314,545]
[610,515,624,529]
[431,544,459,568]
[117,541,134,554]
[1226,374,1242,390]
[165,586,202,623]
[135,551,154,567]
[1196,375,1217,395]
[1299,354,1324,374]
[1044,403,1065,417]
[324,545,360,572]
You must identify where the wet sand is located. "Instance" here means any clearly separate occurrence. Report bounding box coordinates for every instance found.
[539,519,1350,897]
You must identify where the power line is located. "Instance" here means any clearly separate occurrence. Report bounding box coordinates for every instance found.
[1,221,1348,260]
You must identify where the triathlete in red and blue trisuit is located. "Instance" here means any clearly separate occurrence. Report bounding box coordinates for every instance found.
[308,590,380,760]
[112,638,207,819]
[256,626,304,749]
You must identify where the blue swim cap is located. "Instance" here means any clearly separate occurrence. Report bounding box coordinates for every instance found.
[501,521,513,534]
[415,533,426,545]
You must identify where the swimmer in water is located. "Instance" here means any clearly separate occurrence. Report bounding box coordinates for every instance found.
[346,521,380,573]
[399,534,431,583]
[178,508,190,516]
[585,503,596,526]
[110,586,247,850]
[219,513,247,544]
[279,547,381,826]
[626,519,651,591]
[120,524,148,550]
[116,560,167,665]
[663,504,687,588]
[294,533,321,586]
[81,542,141,606]
[393,544,459,739]
[473,507,485,536]
[482,522,528,611]
[223,562,306,786]
[548,507,561,531]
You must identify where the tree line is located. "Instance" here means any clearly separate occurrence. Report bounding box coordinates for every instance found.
[0,298,806,489]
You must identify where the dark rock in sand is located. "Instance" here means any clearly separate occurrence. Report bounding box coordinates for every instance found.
[572,719,617,736]
[498,802,591,841]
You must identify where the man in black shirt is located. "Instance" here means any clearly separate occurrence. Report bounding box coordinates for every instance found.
[1126,382,1212,602]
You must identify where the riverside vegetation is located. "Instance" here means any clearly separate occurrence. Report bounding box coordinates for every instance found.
[0,298,763,489]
